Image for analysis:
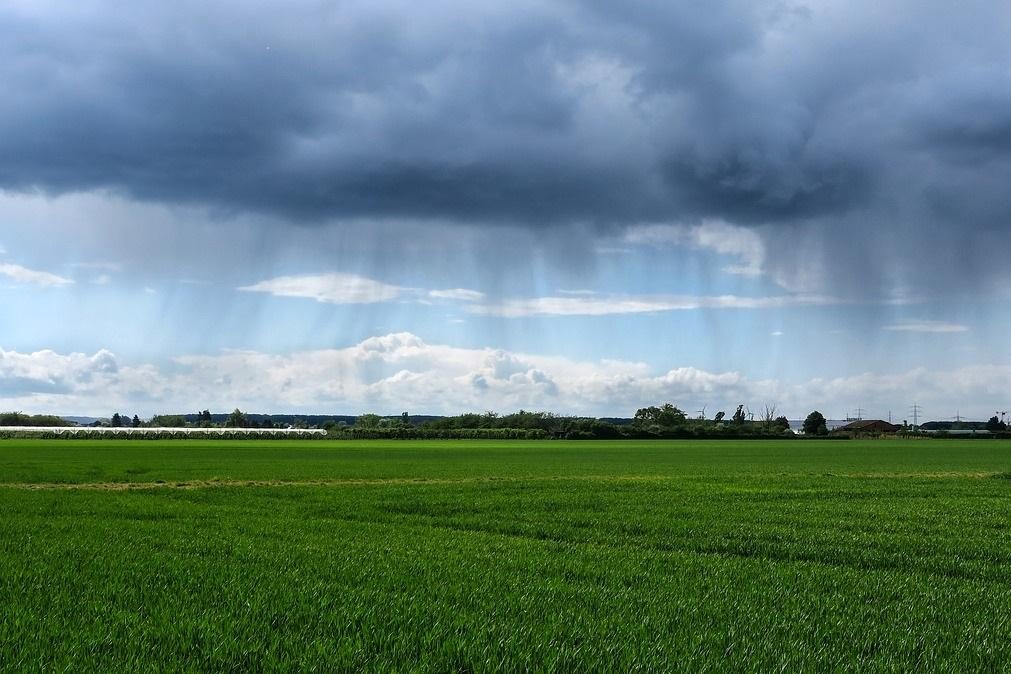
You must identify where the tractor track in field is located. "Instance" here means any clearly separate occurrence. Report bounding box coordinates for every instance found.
[0,471,999,491]
[0,474,669,491]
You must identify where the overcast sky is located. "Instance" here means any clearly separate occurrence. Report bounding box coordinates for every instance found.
[3,0,1011,419]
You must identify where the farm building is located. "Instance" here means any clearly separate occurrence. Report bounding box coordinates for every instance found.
[838,420,900,434]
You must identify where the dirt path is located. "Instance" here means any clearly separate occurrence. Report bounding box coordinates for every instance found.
[0,471,998,491]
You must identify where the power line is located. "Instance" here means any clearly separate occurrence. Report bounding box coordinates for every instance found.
[910,403,922,429]
[845,407,865,422]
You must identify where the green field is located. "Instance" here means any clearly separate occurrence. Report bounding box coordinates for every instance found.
[2,439,1011,671]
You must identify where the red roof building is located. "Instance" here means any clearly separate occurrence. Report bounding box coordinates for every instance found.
[838,419,900,434]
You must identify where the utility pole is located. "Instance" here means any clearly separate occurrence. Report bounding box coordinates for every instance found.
[855,407,864,421]
[910,403,921,430]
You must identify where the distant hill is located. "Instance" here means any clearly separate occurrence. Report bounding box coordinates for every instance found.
[181,413,355,426]
[62,416,102,426]
[169,413,636,427]
[179,413,451,427]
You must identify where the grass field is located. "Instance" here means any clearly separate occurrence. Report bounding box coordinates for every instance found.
[2,438,1011,671]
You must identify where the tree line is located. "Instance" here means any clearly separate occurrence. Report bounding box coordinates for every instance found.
[0,405,836,439]
[328,405,817,440]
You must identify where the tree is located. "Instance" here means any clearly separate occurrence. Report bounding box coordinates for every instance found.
[803,411,828,436]
[152,415,186,428]
[633,406,657,425]
[110,413,122,427]
[633,403,687,427]
[227,408,247,428]
[773,416,791,433]
[356,413,382,428]
[714,411,726,423]
[131,415,141,428]
[761,404,778,428]
[732,405,747,425]
[1,412,66,427]
[657,403,687,426]
[0,411,24,426]
[986,415,1007,433]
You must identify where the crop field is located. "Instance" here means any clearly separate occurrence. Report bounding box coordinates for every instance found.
[2,439,1011,671]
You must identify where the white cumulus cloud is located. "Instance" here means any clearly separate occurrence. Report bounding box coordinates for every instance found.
[429,288,485,302]
[4,333,1011,420]
[0,263,73,288]
[239,272,403,304]
[625,221,766,278]
[883,321,969,334]
[469,293,837,318]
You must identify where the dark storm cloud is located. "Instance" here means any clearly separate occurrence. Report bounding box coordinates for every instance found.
[2,1,1011,260]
